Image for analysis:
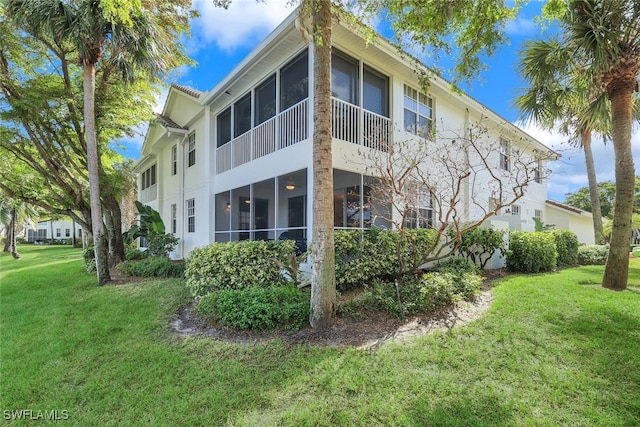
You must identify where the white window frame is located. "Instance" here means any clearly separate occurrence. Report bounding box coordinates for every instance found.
[534,159,542,183]
[499,138,510,171]
[171,144,177,176]
[405,185,434,229]
[534,209,542,221]
[187,133,196,167]
[186,199,195,233]
[403,84,434,139]
[171,203,177,234]
[510,204,520,216]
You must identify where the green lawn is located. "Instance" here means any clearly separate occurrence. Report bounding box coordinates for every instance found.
[1,245,639,426]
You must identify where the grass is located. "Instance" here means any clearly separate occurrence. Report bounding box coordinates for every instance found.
[1,245,639,426]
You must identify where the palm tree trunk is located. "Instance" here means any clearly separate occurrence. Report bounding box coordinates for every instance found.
[84,63,110,285]
[602,84,636,291]
[309,0,336,328]
[3,227,10,252]
[9,207,20,259]
[104,194,125,266]
[580,128,605,244]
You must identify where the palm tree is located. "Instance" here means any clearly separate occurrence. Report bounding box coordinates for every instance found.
[552,0,640,290]
[516,37,610,244]
[306,0,336,328]
[1,197,37,259]
[6,0,191,284]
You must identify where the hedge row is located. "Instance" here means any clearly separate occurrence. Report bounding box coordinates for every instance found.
[505,229,580,273]
[185,240,296,298]
[335,228,437,291]
[362,271,482,318]
[195,285,309,330]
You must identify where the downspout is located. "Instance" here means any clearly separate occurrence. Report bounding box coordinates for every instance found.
[179,133,188,260]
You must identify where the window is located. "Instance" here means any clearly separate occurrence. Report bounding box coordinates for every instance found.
[404,85,433,138]
[405,186,434,229]
[78,229,82,238]
[65,228,70,238]
[489,197,500,213]
[363,66,389,117]
[171,203,177,234]
[331,50,358,104]
[255,75,276,125]
[217,107,232,148]
[534,209,542,221]
[141,164,157,190]
[186,199,195,233]
[499,138,510,171]
[56,228,61,238]
[510,205,520,216]
[280,51,308,110]
[187,133,196,167]
[534,159,542,183]
[234,93,252,137]
[171,145,177,176]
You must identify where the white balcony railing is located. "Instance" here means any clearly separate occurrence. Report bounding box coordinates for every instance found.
[216,99,308,174]
[215,97,391,174]
[332,97,391,151]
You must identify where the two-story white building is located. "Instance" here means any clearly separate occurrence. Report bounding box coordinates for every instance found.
[136,9,593,260]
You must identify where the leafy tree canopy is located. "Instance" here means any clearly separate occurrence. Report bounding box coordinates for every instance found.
[565,178,640,217]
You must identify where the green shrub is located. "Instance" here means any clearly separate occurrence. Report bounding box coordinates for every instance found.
[335,228,398,292]
[83,246,96,272]
[458,227,506,269]
[334,228,437,291]
[551,230,579,266]
[434,256,479,276]
[364,271,482,318]
[195,285,310,330]
[185,240,296,298]
[125,248,148,261]
[146,233,179,257]
[577,244,609,265]
[506,231,557,273]
[118,257,185,278]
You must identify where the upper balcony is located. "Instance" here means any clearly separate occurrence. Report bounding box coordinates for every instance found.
[215,97,391,174]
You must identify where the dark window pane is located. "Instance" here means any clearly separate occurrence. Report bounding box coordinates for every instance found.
[234,93,252,137]
[255,75,276,125]
[331,51,358,104]
[280,51,308,110]
[363,67,388,117]
[217,107,232,147]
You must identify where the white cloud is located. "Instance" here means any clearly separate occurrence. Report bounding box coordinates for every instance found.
[190,0,295,53]
[505,17,538,36]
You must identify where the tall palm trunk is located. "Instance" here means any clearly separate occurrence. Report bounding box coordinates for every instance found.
[309,0,336,328]
[84,63,110,285]
[602,81,636,291]
[580,128,605,244]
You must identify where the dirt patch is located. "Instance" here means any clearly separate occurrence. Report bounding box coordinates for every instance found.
[106,267,149,286]
[170,275,502,348]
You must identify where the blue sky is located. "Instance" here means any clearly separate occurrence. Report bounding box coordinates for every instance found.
[119,0,640,203]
